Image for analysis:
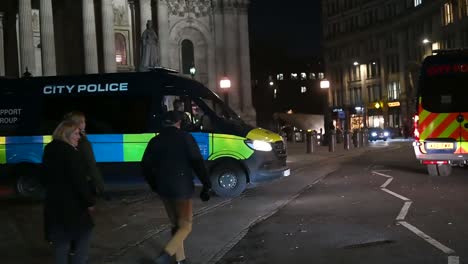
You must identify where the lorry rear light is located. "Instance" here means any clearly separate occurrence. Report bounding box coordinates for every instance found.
[422,160,448,165]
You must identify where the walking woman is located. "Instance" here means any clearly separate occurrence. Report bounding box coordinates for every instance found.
[42,120,96,264]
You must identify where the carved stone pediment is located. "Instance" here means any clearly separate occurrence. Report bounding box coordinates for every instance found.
[166,0,212,18]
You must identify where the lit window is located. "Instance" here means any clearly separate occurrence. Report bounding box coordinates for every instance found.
[443,3,454,25]
[300,72,307,80]
[273,88,277,98]
[301,86,307,93]
[277,74,284,80]
[318,72,325,79]
[309,73,316,79]
[414,0,422,7]
[115,33,127,65]
[291,73,298,80]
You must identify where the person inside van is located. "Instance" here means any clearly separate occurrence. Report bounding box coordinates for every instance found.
[192,104,212,131]
[173,99,192,130]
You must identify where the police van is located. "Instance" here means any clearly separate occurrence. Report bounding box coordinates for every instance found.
[0,69,289,198]
[413,49,468,176]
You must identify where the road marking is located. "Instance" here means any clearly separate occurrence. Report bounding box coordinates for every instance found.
[381,178,393,188]
[396,201,412,221]
[449,256,460,264]
[381,188,411,201]
[373,170,459,263]
[373,171,393,178]
[399,221,455,254]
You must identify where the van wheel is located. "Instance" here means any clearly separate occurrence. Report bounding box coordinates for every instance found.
[210,162,247,198]
[15,164,44,200]
[427,164,452,177]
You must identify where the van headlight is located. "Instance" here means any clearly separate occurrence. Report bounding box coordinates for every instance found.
[384,131,389,137]
[371,132,377,137]
[245,140,272,151]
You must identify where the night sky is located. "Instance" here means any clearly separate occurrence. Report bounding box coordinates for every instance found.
[248,0,322,73]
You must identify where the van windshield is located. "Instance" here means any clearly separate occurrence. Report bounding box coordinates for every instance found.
[198,96,243,123]
[421,71,468,113]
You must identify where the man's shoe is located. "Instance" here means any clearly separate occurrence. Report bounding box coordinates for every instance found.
[155,251,171,264]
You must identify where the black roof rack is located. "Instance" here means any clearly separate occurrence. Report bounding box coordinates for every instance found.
[432,48,468,55]
[147,67,179,73]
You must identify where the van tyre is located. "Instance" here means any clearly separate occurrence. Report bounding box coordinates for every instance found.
[427,164,452,177]
[210,162,247,198]
[15,164,44,200]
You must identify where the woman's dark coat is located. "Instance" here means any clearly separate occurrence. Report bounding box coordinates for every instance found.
[42,140,96,240]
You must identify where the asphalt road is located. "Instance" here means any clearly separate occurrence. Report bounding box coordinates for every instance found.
[217,142,468,264]
[3,140,467,264]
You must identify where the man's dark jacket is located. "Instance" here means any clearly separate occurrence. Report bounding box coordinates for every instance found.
[141,126,211,199]
[42,140,96,240]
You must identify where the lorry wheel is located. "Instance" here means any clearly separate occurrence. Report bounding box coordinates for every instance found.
[15,164,44,200]
[427,164,452,177]
[210,162,247,198]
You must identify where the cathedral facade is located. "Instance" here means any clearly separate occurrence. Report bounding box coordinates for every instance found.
[0,0,255,122]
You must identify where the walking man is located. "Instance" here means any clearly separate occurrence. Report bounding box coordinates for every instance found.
[141,111,212,264]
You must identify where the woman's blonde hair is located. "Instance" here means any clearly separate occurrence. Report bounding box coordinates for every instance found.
[63,111,85,124]
[53,120,79,145]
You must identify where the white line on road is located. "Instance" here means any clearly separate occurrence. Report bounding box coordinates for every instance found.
[381,178,393,188]
[399,221,455,254]
[396,201,412,221]
[373,171,393,178]
[381,188,411,201]
[449,256,460,264]
[372,170,459,263]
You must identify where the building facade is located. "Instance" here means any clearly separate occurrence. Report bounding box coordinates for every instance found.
[0,0,256,123]
[321,0,468,133]
[252,60,325,132]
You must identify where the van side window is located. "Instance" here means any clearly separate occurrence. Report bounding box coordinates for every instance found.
[41,95,152,134]
[162,95,193,130]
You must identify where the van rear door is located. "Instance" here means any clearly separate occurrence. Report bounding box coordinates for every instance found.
[420,59,468,154]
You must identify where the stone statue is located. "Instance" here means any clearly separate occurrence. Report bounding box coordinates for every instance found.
[139,20,159,71]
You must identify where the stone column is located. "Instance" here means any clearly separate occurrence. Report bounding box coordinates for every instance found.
[82,0,99,73]
[213,0,225,90]
[157,0,169,67]
[102,0,116,73]
[223,0,241,113]
[140,0,152,34]
[19,0,36,75]
[0,12,5,76]
[39,0,56,76]
[238,0,255,123]
[128,0,138,68]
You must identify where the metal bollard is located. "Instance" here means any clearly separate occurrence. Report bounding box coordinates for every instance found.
[344,131,351,150]
[358,131,364,148]
[354,131,361,148]
[362,129,369,147]
[306,132,313,153]
[329,131,336,152]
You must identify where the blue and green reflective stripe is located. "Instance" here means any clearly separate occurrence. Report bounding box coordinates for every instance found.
[0,137,6,164]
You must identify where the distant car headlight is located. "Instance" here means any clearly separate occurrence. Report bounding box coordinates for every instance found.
[371,132,377,137]
[384,131,389,137]
[245,140,273,151]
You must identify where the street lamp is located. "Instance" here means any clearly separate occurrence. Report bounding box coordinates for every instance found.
[320,79,331,144]
[220,76,231,105]
[189,65,196,79]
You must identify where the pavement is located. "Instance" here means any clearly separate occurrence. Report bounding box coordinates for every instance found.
[1,138,412,264]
